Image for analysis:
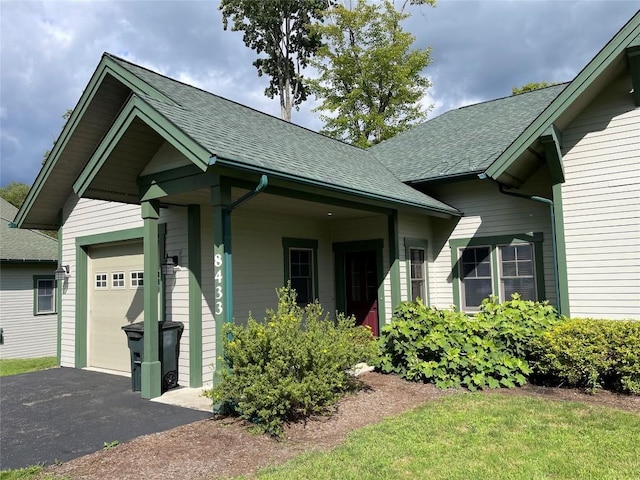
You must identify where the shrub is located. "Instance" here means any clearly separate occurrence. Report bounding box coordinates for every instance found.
[204,286,377,437]
[375,295,560,391]
[530,318,640,394]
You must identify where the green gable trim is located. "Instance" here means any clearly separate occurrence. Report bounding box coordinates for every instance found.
[74,227,144,368]
[404,237,430,305]
[332,239,385,333]
[486,13,640,181]
[449,232,545,311]
[14,55,175,229]
[540,125,565,185]
[627,43,640,106]
[282,238,320,302]
[188,205,203,388]
[74,95,210,198]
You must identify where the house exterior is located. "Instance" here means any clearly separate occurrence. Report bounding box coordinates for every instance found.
[14,13,640,398]
[0,198,58,359]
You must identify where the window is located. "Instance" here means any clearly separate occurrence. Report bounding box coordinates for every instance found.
[112,272,125,289]
[130,271,144,288]
[409,248,426,301]
[283,238,319,306]
[95,273,107,289]
[34,276,56,315]
[451,233,544,312]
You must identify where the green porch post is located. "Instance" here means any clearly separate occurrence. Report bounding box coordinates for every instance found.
[388,210,401,314]
[211,176,232,383]
[188,204,203,387]
[141,199,162,399]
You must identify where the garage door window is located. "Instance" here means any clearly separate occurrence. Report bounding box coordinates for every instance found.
[112,272,125,289]
[33,276,56,315]
[130,271,144,288]
[95,273,107,289]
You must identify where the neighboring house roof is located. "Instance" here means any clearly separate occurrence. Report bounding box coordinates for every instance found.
[0,198,57,262]
[370,84,567,183]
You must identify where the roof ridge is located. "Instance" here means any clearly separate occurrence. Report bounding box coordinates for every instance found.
[103,52,367,152]
[456,82,570,111]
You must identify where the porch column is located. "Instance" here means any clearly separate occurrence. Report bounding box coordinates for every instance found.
[141,199,161,399]
[388,210,401,313]
[211,176,232,383]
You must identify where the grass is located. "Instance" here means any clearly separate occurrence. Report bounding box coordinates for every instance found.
[245,393,640,480]
[0,357,57,377]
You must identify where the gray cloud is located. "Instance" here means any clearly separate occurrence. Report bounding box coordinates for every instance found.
[1,0,637,187]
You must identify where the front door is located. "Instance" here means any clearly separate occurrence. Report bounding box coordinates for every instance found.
[345,250,379,336]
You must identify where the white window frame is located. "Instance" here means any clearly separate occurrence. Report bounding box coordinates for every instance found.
[409,247,427,302]
[95,273,108,289]
[111,271,125,289]
[130,271,144,288]
[497,243,537,302]
[458,245,494,312]
[35,277,56,315]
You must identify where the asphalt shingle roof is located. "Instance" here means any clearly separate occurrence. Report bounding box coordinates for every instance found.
[370,84,568,183]
[1,198,57,262]
[107,54,460,216]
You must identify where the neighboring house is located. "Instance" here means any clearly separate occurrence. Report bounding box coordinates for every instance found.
[0,198,58,359]
[13,13,640,398]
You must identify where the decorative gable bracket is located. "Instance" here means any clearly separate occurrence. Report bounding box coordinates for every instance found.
[627,41,640,106]
[539,125,565,186]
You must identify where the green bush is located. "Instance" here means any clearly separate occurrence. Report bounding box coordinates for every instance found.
[375,295,560,391]
[204,286,377,437]
[531,318,640,394]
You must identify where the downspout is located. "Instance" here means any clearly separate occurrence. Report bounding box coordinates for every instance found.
[224,174,269,212]
[491,181,562,315]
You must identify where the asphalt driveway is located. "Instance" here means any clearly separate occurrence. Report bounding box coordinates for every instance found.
[0,367,211,470]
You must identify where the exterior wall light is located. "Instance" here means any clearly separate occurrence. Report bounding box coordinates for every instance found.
[55,265,70,281]
[162,255,179,276]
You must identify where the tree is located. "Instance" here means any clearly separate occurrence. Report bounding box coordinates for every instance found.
[512,81,560,95]
[0,181,29,208]
[309,0,434,148]
[219,0,326,122]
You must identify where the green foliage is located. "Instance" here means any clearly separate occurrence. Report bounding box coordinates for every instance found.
[0,181,29,209]
[375,295,560,391]
[102,440,119,450]
[205,285,377,437]
[531,318,640,394]
[310,0,434,147]
[511,81,561,95]
[219,0,325,121]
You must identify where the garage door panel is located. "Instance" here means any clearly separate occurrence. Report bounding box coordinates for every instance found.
[89,241,144,373]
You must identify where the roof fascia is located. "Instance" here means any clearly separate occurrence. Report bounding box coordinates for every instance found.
[626,38,640,106]
[485,13,640,181]
[210,156,461,218]
[73,95,210,197]
[14,55,177,228]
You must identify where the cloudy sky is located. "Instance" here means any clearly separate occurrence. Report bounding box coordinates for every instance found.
[1,0,638,188]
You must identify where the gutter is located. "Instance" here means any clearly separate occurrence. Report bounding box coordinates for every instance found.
[482,177,561,315]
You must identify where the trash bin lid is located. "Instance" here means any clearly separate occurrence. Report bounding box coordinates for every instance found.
[122,321,144,333]
[160,321,184,331]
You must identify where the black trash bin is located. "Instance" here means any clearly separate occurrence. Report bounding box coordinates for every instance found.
[122,321,184,393]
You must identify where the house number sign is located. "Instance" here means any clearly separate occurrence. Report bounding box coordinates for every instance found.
[214,253,224,315]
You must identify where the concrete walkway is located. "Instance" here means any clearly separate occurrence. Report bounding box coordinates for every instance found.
[0,368,211,470]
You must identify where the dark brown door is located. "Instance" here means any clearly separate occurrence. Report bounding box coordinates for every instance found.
[345,250,379,336]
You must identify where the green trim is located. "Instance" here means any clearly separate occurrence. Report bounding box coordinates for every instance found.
[404,238,430,305]
[75,245,88,368]
[188,205,203,387]
[211,176,232,383]
[212,156,460,218]
[158,223,167,322]
[627,44,640,106]
[552,184,570,317]
[485,14,640,181]
[74,96,210,198]
[57,219,63,365]
[76,227,144,247]
[449,232,545,311]
[388,212,401,311]
[33,275,56,316]
[141,200,161,399]
[540,125,565,184]
[332,239,385,333]
[282,238,319,302]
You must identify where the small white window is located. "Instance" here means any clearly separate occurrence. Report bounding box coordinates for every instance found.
[409,248,426,302]
[131,271,144,288]
[36,279,55,314]
[95,273,108,289]
[112,272,125,289]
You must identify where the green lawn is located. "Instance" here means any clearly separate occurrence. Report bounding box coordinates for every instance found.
[245,393,640,480]
[0,357,57,377]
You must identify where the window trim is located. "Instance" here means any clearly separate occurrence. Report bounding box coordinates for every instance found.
[95,272,108,289]
[111,271,126,289]
[497,243,537,302]
[130,270,144,288]
[33,275,56,316]
[404,237,429,304]
[283,238,319,304]
[450,233,545,311]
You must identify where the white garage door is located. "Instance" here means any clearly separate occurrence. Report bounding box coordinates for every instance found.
[89,241,144,373]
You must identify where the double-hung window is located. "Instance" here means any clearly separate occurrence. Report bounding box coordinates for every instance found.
[405,238,429,302]
[452,233,544,312]
[34,276,56,315]
[283,238,319,306]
